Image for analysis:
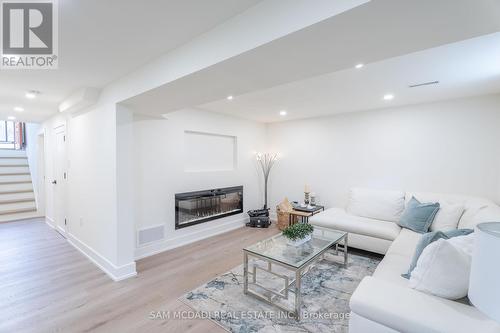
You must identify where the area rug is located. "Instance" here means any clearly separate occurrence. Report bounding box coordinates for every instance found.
[180,251,381,333]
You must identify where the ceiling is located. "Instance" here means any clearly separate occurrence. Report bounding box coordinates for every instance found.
[3,0,500,124]
[0,0,261,122]
[200,32,500,122]
[123,0,500,122]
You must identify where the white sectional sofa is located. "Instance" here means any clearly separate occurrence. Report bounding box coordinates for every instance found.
[309,188,500,333]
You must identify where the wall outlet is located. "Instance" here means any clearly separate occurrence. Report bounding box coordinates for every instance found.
[79,217,83,227]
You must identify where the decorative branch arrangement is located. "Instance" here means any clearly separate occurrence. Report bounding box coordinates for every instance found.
[256,152,278,209]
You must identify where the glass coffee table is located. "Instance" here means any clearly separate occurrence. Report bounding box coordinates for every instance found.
[243,227,348,319]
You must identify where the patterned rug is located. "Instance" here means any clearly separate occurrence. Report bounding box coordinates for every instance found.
[180,251,381,333]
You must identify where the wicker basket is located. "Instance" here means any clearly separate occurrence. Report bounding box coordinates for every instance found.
[276,205,297,230]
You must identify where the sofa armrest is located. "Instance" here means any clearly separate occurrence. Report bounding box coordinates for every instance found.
[350,277,500,333]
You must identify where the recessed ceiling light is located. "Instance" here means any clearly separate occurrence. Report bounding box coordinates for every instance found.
[355,63,364,69]
[8,116,16,120]
[279,110,287,116]
[25,90,39,99]
[226,95,233,100]
[383,94,394,101]
[14,106,24,112]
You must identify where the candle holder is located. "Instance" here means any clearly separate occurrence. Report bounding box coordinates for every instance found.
[304,191,310,205]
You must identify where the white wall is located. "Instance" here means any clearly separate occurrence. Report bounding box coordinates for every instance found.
[133,108,267,258]
[24,123,40,204]
[496,151,500,202]
[116,105,136,268]
[65,104,118,261]
[39,104,136,280]
[267,94,500,208]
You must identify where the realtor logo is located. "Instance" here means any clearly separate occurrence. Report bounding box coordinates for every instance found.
[1,0,58,69]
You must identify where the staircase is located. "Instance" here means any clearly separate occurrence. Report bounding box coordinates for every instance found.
[0,150,39,223]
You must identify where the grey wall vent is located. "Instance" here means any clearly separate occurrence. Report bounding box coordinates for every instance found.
[138,225,164,246]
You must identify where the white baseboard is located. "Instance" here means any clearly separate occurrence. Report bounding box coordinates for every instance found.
[45,216,55,228]
[56,225,66,235]
[67,232,137,281]
[135,217,248,260]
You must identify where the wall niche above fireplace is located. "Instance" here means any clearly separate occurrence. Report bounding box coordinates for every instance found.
[175,186,243,229]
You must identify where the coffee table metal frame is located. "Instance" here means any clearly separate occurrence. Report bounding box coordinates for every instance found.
[243,230,348,320]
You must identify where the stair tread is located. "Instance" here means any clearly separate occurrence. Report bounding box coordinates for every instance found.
[0,172,30,176]
[0,189,34,195]
[0,151,35,215]
[0,198,35,205]
[0,211,42,223]
[0,200,36,215]
[0,207,37,216]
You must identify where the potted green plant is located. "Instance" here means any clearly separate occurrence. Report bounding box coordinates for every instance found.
[282,223,314,246]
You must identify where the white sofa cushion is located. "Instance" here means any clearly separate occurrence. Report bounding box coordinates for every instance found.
[459,204,500,229]
[350,276,500,333]
[371,229,421,287]
[309,207,401,241]
[346,233,393,255]
[409,234,474,300]
[372,254,411,287]
[430,202,465,232]
[347,188,405,222]
[404,192,495,206]
[386,228,421,258]
[406,191,500,229]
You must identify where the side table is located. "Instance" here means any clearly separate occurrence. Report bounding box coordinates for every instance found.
[288,205,324,225]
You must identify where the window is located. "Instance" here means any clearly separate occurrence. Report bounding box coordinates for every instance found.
[6,121,14,142]
[0,121,16,143]
[0,121,20,149]
[0,122,6,142]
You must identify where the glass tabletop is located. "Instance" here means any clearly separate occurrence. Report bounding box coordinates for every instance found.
[244,226,347,269]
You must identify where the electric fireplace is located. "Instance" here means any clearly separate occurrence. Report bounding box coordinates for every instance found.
[175,186,243,229]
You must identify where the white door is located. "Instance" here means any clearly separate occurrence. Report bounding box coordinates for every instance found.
[53,126,67,235]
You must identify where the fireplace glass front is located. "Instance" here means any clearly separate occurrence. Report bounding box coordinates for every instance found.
[175,186,243,229]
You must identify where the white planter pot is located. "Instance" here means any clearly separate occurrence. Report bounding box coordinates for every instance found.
[287,234,312,246]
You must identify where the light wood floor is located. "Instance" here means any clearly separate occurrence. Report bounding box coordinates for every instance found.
[0,218,279,333]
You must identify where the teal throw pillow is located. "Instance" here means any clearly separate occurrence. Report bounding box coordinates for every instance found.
[398,197,440,233]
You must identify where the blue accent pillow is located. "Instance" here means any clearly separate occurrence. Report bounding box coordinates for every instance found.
[398,197,440,233]
[402,228,474,279]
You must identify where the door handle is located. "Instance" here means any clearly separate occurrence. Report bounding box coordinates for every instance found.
[52,180,57,185]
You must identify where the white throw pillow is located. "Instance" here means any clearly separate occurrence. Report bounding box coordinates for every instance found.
[409,234,474,300]
[430,202,465,232]
[347,188,405,222]
[448,233,475,256]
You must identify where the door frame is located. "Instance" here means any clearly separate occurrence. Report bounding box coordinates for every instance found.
[36,132,45,216]
[53,124,67,236]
